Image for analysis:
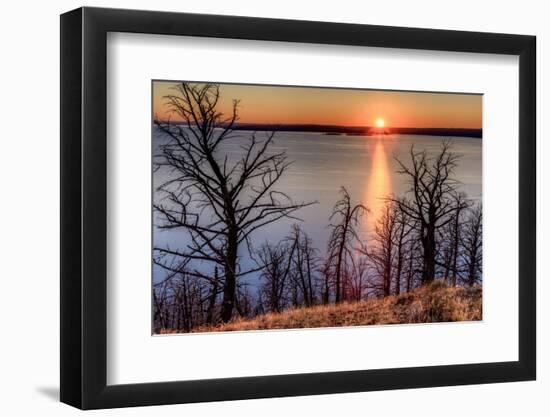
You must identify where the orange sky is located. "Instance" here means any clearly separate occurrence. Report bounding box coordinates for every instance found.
[152,81,482,129]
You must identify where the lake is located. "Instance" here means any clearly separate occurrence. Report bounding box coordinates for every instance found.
[153,129,482,288]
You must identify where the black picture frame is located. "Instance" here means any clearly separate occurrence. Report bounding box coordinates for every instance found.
[60,6,536,410]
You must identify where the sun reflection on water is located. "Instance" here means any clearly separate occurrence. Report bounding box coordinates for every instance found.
[364,137,392,234]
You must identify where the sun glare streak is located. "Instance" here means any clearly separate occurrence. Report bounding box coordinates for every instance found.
[365,139,392,233]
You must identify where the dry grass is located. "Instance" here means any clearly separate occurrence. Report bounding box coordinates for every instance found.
[160,281,482,334]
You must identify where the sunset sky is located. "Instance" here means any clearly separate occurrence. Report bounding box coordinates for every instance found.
[152,81,482,129]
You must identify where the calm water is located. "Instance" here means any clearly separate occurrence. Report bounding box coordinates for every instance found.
[153,129,482,286]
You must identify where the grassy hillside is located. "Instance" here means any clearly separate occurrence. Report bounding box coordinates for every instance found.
[162,281,482,334]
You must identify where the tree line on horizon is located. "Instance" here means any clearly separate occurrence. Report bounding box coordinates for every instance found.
[152,82,482,333]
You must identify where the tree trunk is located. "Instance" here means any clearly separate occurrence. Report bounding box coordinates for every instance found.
[383,265,391,297]
[451,212,461,286]
[395,225,406,295]
[220,229,238,322]
[406,250,414,292]
[335,244,344,303]
[335,211,351,303]
[468,263,476,286]
[422,222,436,283]
[271,274,280,312]
[296,248,311,307]
[206,269,218,324]
[323,269,330,304]
[395,247,403,295]
[443,248,451,282]
[305,246,314,306]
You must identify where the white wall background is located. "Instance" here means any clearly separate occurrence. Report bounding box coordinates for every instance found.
[0,0,546,415]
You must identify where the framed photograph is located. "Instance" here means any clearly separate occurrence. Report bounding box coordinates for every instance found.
[60,7,536,409]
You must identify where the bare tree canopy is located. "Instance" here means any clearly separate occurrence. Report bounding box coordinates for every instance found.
[154,82,313,322]
[325,187,369,303]
[389,141,462,284]
[368,200,414,297]
[461,203,483,286]
[438,192,471,286]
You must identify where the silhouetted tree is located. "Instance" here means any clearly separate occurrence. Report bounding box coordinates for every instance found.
[369,202,398,296]
[235,283,254,318]
[439,192,470,285]
[205,268,220,324]
[154,82,313,322]
[153,267,210,332]
[391,201,414,295]
[348,257,369,301]
[403,235,421,292]
[256,240,293,313]
[319,259,332,304]
[389,141,461,284]
[326,187,368,302]
[286,224,319,307]
[461,203,483,286]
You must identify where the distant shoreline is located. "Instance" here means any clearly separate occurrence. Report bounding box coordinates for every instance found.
[229,124,483,138]
[159,121,482,138]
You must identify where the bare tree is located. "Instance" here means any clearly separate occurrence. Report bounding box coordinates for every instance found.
[403,236,421,292]
[235,283,254,318]
[154,82,313,322]
[461,203,483,286]
[153,267,210,332]
[286,224,319,307]
[439,192,470,285]
[348,257,370,301]
[391,202,414,295]
[325,187,368,302]
[389,141,461,284]
[205,267,220,324]
[368,201,398,296]
[256,241,293,313]
[153,283,169,332]
[319,259,332,304]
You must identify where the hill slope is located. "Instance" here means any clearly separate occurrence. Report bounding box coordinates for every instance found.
[184,282,482,333]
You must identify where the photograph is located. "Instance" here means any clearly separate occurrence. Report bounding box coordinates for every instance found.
[151,80,483,334]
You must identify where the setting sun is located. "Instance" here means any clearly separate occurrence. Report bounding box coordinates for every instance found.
[375,118,385,128]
